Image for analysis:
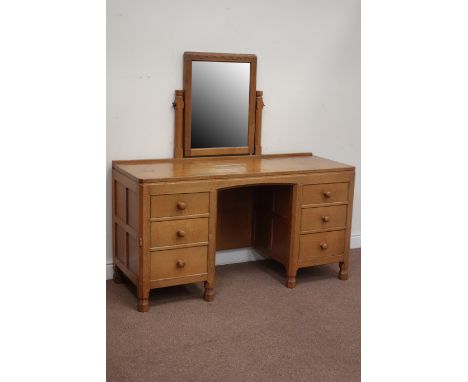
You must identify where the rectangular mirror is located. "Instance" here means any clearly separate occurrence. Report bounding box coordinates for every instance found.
[191,61,250,149]
[183,52,257,157]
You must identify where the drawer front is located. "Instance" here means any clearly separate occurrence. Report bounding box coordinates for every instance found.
[151,192,209,218]
[150,218,208,248]
[299,230,346,261]
[150,246,207,280]
[302,183,349,205]
[301,205,347,232]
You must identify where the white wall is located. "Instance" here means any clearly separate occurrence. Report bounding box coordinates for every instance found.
[107,0,361,275]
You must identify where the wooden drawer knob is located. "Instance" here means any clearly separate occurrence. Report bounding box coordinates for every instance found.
[177,201,187,210]
[320,242,328,250]
[176,259,186,268]
[177,230,186,238]
[323,191,332,198]
[321,215,330,222]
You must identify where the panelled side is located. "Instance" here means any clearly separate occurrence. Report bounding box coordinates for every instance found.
[112,169,140,284]
[252,185,293,267]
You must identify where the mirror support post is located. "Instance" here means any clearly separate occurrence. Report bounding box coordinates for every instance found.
[173,90,185,158]
[255,90,264,155]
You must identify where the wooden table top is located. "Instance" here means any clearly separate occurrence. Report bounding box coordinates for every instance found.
[113,153,354,183]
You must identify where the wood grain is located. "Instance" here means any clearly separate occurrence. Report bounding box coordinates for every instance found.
[254,91,264,154]
[299,230,346,264]
[217,187,254,250]
[112,53,355,312]
[340,172,355,280]
[138,184,150,312]
[150,218,209,248]
[287,184,302,288]
[252,186,293,267]
[173,90,184,158]
[302,182,349,205]
[150,246,208,281]
[300,205,347,232]
[114,154,353,183]
[151,192,209,218]
[205,190,218,302]
[112,154,355,312]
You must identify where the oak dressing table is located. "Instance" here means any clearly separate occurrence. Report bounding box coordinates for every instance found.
[112,52,355,312]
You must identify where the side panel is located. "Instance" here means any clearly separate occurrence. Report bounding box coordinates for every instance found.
[112,170,140,283]
[252,185,293,266]
[217,187,254,250]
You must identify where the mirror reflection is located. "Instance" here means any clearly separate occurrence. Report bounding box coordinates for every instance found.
[191,61,250,149]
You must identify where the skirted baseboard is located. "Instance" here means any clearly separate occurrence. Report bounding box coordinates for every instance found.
[106,233,361,280]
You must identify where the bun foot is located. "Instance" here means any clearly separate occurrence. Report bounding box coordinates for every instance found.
[137,298,149,312]
[286,276,296,289]
[338,262,348,280]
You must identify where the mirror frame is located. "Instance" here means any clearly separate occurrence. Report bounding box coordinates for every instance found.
[183,52,257,157]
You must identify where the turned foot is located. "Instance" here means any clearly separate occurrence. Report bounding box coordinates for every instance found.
[113,266,124,284]
[137,298,149,312]
[338,262,348,280]
[204,289,214,302]
[137,288,150,312]
[203,281,215,302]
[286,276,297,288]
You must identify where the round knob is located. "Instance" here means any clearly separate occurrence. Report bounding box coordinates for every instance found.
[176,259,186,268]
[177,230,186,238]
[323,191,332,198]
[322,215,330,223]
[320,242,328,250]
[177,201,187,210]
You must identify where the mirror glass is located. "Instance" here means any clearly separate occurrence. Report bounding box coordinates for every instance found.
[191,61,250,149]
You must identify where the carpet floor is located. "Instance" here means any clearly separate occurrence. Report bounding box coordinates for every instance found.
[107,249,360,382]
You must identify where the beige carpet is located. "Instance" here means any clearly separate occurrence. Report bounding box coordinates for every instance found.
[107,249,360,382]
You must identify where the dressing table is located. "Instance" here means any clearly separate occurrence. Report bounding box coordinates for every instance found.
[112,52,355,312]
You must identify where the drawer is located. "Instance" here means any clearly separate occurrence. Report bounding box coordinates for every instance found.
[302,183,349,205]
[150,217,208,248]
[299,230,346,262]
[150,246,207,280]
[301,205,347,232]
[151,192,209,218]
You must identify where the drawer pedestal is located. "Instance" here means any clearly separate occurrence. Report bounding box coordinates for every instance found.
[112,154,355,311]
